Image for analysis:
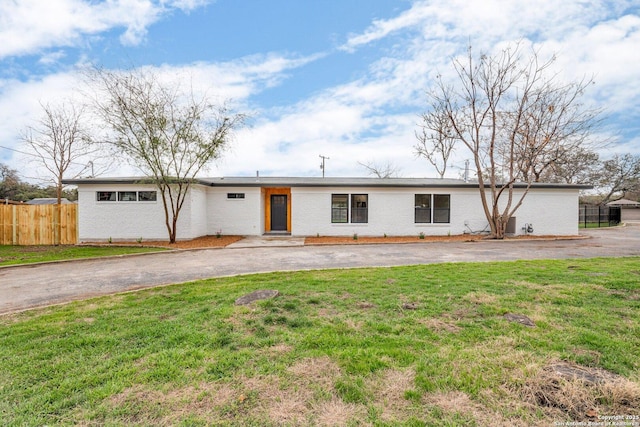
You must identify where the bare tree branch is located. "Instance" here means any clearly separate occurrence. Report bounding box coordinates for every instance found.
[85,67,246,243]
[21,101,100,204]
[423,43,601,238]
[357,160,402,178]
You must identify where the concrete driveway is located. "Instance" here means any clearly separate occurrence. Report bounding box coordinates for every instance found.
[1,225,639,315]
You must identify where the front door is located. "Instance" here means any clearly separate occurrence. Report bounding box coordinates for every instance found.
[270,194,287,231]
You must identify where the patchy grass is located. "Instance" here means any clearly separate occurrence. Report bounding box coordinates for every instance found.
[1,258,639,425]
[0,245,166,266]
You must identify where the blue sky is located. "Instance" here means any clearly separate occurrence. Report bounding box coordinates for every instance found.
[1,0,639,181]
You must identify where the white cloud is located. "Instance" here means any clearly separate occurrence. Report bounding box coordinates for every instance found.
[224,0,640,178]
[0,0,214,59]
[0,51,322,179]
[3,0,639,182]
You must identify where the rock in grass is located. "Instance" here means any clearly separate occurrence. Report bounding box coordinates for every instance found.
[504,313,535,327]
[235,289,280,305]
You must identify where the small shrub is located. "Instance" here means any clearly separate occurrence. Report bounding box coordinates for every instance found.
[384,233,387,238]
[107,237,112,244]
[353,233,358,240]
[136,237,143,244]
[216,229,222,238]
[419,232,425,240]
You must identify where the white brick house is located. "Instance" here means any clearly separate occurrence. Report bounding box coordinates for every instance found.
[64,177,588,241]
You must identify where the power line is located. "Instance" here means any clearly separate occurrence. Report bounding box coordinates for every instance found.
[0,144,91,168]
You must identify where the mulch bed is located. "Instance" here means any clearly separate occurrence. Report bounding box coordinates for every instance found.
[86,233,582,250]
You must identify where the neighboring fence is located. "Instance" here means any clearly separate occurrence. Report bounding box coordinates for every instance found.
[578,205,621,228]
[0,204,78,245]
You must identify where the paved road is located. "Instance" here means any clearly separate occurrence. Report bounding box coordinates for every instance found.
[1,226,639,315]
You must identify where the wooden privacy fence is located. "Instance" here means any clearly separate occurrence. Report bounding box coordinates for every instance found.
[0,204,78,245]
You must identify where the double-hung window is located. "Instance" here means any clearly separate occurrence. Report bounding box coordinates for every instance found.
[415,194,450,223]
[331,194,368,223]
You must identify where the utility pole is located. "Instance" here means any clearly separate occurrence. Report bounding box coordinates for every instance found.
[464,159,469,183]
[319,155,329,178]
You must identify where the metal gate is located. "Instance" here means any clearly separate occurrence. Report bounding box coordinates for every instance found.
[578,205,621,228]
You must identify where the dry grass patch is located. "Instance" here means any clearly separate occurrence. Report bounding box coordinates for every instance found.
[424,391,519,427]
[368,368,416,421]
[419,317,462,333]
[288,356,342,389]
[106,382,238,423]
[463,291,499,305]
[313,398,366,426]
[519,361,640,421]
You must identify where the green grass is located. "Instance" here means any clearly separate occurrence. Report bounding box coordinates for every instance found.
[0,245,166,266]
[1,258,639,425]
[578,222,620,228]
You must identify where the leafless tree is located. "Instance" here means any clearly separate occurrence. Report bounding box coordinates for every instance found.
[22,101,97,204]
[414,102,456,178]
[424,43,601,238]
[596,153,640,203]
[86,67,246,243]
[357,160,402,178]
[544,146,600,184]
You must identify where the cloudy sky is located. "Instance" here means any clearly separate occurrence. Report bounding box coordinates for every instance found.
[1,0,639,181]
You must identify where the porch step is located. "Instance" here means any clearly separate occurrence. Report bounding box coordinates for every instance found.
[225,236,305,248]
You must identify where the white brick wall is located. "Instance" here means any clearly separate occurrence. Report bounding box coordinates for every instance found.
[76,182,581,240]
[77,184,193,241]
[207,187,263,236]
[291,186,579,237]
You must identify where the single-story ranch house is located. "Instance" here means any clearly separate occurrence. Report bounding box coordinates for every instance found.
[63,176,589,241]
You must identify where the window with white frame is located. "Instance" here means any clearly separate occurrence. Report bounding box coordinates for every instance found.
[415,194,450,223]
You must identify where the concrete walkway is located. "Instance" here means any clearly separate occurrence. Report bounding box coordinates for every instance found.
[1,225,639,315]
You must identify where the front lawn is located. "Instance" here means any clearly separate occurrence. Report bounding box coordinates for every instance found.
[0,245,166,266]
[1,258,639,425]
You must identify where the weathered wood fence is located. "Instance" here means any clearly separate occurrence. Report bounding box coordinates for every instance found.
[0,205,78,245]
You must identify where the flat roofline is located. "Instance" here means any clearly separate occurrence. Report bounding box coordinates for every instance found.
[62,176,593,190]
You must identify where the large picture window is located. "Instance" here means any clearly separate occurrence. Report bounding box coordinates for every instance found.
[331,194,348,223]
[351,194,368,223]
[415,194,450,223]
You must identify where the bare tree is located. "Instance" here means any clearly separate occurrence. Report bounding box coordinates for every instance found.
[87,67,245,243]
[357,160,402,178]
[414,102,456,178]
[544,146,600,184]
[424,43,601,238]
[597,153,640,203]
[22,101,97,204]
